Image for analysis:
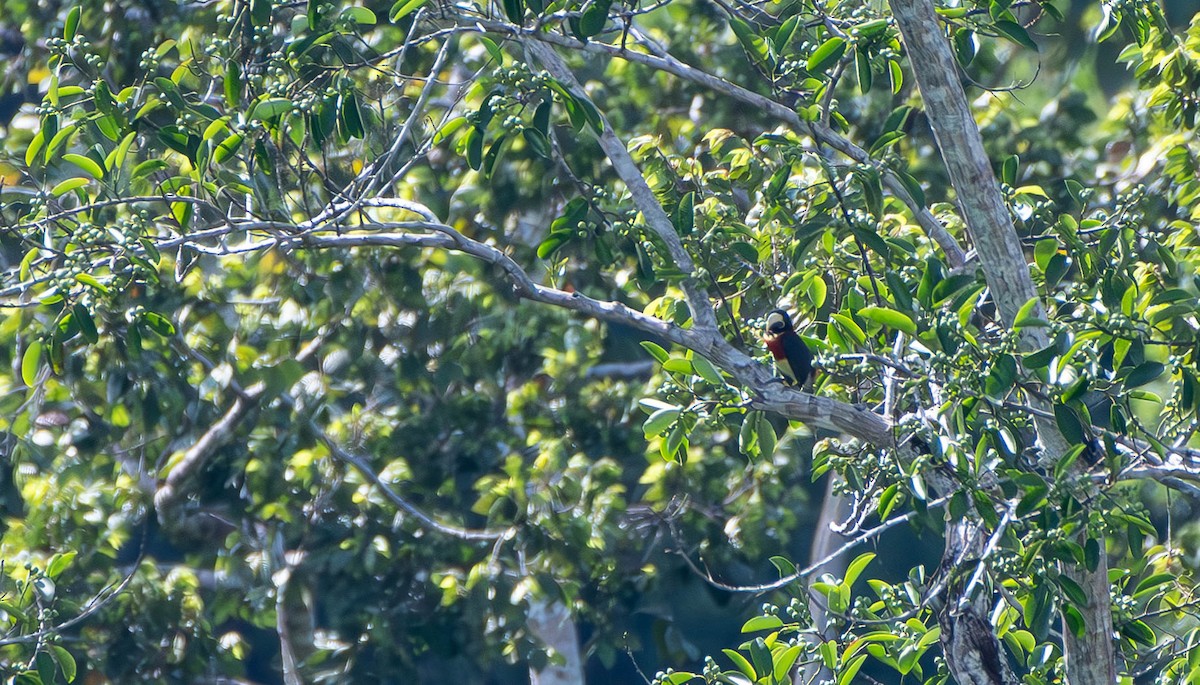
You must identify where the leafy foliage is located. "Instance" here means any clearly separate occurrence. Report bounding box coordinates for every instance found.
[0,0,1199,683]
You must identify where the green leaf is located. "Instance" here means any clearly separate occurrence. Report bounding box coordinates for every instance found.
[773,16,800,54]
[341,6,376,24]
[250,97,293,121]
[844,552,876,587]
[142,311,176,336]
[1053,403,1087,444]
[1062,603,1086,638]
[1057,575,1088,607]
[878,483,900,519]
[643,407,680,437]
[1022,342,1057,370]
[741,615,784,632]
[578,0,612,37]
[857,306,917,335]
[465,127,484,170]
[1085,537,1100,572]
[251,0,272,25]
[1001,154,1019,185]
[691,355,723,385]
[1013,296,1049,329]
[855,46,872,93]
[868,130,905,157]
[748,638,772,682]
[673,192,694,234]
[132,159,169,179]
[662,358,693,375]
[22,341,43,386]
[390,0,430,22]
[1119,620,1157,646]
[1124,361,1164,388]
[172,200,193,231]
[722,649,756,680]
[807,37,846,73]
[640,341,670,363]
[504,0,525,23]
[46,550,77,579]
[214,133,245,164]
[830,312,866,345]
[50,177,91,197]
[25,130,45,167]
[50,645,77,683]
[755,412,777,458]
[224,62,243,107]
[888,59,903,94]
[63,153,104,180]
[773,645,802,682]
[838,654,869,685]
[64,6,82,41]
[74,273,110,294]
[73,303,99,344]
[994,19,1038,50]
[729,17,770,69]
[891,167,925,206]
[480,36,505,64]
[769,556,796,576]
[1133,572,1175,598]
[521,127,551,159]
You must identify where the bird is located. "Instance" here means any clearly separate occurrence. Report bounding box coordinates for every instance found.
[763,308,814,387]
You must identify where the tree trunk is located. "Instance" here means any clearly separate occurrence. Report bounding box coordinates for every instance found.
[796,477,852,685]
[886,0,1117,682]
[528,596,585,685]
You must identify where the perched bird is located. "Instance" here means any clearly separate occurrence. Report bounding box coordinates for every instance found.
[763,309,814,387]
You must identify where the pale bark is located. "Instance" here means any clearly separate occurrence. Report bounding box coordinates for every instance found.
[527,596,585,685]
[887,0,1117,683]
[796,477,852,685]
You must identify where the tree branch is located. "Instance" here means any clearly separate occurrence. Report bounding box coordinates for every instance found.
[523,38,719,331]
[472,20,967,267]
[887,0,1115,681]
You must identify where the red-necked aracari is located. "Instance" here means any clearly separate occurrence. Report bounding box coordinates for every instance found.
[763,309,814,387]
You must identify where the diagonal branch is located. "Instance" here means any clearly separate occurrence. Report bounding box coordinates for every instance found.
[473,20,966,267]
[523,39,719,331]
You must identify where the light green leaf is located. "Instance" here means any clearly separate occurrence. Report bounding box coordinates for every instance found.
[807,37,846,73]
[639,341,670,363]
[22,341,43,386]
[342,6,376,24]
[691,355,723,385]
[50,177,91,197]
[63,153,104,180]
[857,306,917,335]
[74,273,110,294]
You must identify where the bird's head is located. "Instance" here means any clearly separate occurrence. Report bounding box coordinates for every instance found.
[765,309,793,336]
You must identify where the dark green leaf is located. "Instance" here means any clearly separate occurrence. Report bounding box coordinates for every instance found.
[994,19,1038,50]
[578,0,611,36]
[1124,361,1164,388]
[1053,403,1087,444]
[1119,620,1157,646]
[855,45,872,93]
[74,303,99,344]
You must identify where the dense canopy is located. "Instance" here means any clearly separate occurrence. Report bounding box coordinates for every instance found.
[1,0,1200,683]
